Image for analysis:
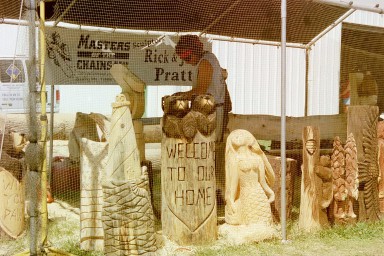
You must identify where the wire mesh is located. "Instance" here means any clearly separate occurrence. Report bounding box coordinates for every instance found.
[0,1,384,255]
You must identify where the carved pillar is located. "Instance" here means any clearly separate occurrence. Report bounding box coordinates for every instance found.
[347,105,381,222]
[102,94,158,255]
[299,126,331,232]
[161,95,217,245]
[80,139,108,251]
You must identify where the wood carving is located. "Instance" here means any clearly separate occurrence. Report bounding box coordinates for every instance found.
[347,106,381,222]
[103,168,158,255]
[299,126,332,232]
[161,95,216,140]
[0,167,25,238]
[331,137,347,220]
[102,93,158,255]
[79,139,108,251]
[344,133,359,219]
[378,121,384,213]
[110,64,146,119]
[161,95,217,245]
[224,129,275,226]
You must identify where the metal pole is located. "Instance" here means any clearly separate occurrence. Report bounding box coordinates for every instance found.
[281,0,287,243]
[39,0,49,249]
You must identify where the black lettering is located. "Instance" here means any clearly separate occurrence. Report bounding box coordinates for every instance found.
[155,68,164,81]
[171,72,179,81]
[145,49,153,62]
[89,40,96,49]
[77,34,90,49]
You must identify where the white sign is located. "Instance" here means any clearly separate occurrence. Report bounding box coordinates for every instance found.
[45,27,211,86]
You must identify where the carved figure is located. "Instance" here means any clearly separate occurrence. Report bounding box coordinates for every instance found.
[225,129,275,225]
[299,126,332,232]
[161,94,216,140]
[332,137,347,219]
[344,133,359,218]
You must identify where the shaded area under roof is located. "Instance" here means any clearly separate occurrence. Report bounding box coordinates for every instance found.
[1,0,349,44]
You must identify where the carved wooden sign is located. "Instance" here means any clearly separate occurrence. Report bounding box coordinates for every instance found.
[161,95,217,245]
[0,168,25,238]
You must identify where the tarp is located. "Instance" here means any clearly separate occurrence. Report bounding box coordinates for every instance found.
[1,0,349,44]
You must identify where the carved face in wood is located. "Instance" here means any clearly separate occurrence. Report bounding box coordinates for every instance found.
[162,95,190,118]
[191,94,216,116]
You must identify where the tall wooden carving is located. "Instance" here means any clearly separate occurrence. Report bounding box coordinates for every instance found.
[102,94,158,255]
[161,95,217,245]
[331,134,358,223]
[80,139,108,251]
[299,126,332,232]
[347,106,381,222]
[378,121,384,213]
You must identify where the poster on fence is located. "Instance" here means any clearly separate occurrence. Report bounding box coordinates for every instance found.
[45,27,211,86]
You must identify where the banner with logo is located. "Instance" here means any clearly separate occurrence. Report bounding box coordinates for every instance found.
[45,27,211,86]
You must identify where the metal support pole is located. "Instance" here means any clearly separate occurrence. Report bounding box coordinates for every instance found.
[39,0,49,249]
[281,0,287,243]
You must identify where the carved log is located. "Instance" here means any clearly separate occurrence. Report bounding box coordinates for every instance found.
[347,106,381,222]
[299,126,331,232]
[80,139,108,251]
[102,93,158,255]
[377,121,384,213]
[161,106,217,245]
[0,168,25,239]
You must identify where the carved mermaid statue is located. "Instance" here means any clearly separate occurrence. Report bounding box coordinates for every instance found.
[225,129,275,225]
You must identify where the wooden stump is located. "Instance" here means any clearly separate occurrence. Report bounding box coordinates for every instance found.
[347,105,381,222]
[267,155,297,222]
[161,132,217,245]
[0,168,25,239]
[80,139,108,251]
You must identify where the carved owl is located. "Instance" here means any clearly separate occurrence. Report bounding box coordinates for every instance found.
[162,114,184,138]
[162,95,190,118]
[191,94,216,116]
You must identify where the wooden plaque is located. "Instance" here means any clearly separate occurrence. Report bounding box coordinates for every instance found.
[0,168,25,238]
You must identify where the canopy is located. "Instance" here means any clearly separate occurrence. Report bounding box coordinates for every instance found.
[1,0,349,44]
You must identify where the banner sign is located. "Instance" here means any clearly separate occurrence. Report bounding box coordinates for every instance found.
[45,27,211,86]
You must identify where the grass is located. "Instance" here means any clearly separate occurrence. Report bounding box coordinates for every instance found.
[3,208,384,256]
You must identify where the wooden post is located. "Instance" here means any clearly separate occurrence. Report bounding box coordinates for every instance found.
[299,126,331,232]
[0,168,25,239]
[161,95,217,245]
[347,105,381,222]
[79,139,108,251]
